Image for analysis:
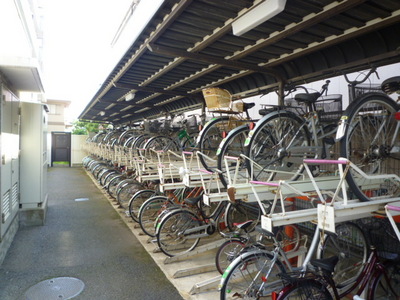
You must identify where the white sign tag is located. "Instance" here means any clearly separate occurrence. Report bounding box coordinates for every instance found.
[317,204,336,234]
[261,215,273,233]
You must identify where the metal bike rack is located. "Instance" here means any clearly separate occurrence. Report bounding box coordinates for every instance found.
[259,158,400,233]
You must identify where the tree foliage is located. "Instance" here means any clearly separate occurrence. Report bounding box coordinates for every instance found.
[71,120,101,135]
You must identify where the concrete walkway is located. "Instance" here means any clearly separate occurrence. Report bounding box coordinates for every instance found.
[0,167,183,300]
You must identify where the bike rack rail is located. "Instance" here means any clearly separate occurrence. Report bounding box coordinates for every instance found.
[259,158,400,233]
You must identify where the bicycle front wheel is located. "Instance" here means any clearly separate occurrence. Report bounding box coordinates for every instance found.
[276,278,333,300]
[156,209,201,257]
[217,124,250,188]
[245,111,310,182]
[340,93,400,201]
[138,196,169,237]
[197,116,232,171]
[128,189,157,222]
[220,250,286,300]
[317,222,368,288]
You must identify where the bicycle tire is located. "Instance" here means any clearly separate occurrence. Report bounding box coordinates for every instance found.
[317,222,368,288]
[197,116,231,171]
[340,93,400,202]
[245,110,311,182]
[215,238,246,275]
[107,174,125,198]
[138,196,170,237]
[143,135,180,152]
[100,169,118,187]
[276,278,333,300]
[156,209,201,257]
[116,181,142,209]
[369,260,400,299]
[220,250,286,300]
[217,124,250,188]
[128,189,158,223]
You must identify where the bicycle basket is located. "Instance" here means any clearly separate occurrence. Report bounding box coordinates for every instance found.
[349,83,384,102]
[202,87,232,111]
[356,217,400,259]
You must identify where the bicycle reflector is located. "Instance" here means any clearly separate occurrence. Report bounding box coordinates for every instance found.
[222,131,227,138]
[271,292,277,300]
[395,112,400,121]
[249,122,255,130]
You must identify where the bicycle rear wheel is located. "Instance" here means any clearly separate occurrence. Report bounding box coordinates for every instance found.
[220,250,286,300]
[370,261,400,299]
[156,209,201,257]
[340,93,400,201]
[317,222,368,288]
[245,111,310,182]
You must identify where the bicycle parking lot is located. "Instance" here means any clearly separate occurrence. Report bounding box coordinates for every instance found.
[80,72,400,299]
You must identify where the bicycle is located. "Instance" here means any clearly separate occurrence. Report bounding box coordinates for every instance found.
[197,87,257,171]
[155,192,265,257]
[219,221,368,300]
[275,245,400,300]
[215,221,301,275]
[138,186,203,237]
[245,69,400,201]
[244,79,340,182]
[336,74,400,202]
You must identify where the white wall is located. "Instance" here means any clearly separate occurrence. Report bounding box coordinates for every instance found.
[71,135,88,166]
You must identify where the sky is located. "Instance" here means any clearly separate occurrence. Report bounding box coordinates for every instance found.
[42,0,163,120]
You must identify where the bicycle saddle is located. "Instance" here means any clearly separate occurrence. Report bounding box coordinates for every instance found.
[243,102,255,111]
[381,76,400,94]
[310,256,339,273]
[184,194,203,206]
[294,92,321,104]
[235,220,254,232]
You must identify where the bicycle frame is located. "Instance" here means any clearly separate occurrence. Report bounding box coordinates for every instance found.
[322,247,396,299]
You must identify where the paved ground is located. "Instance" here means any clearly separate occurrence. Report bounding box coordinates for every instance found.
[0,167,183,300]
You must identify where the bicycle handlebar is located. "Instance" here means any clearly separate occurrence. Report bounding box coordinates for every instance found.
[343,66,379,86]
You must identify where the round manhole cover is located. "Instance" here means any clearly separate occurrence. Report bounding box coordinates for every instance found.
[24,277,85,300]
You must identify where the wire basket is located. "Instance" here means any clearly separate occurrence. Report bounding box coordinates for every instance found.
[349,83,384,102]
[356,217,400,259]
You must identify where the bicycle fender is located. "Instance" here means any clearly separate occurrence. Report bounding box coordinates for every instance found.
[335,115,348,141]
[216,124,249,156]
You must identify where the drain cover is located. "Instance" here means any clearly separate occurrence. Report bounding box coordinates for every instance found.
[24,277,85,300]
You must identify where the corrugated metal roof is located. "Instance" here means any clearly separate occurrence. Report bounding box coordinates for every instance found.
[79,0,400,124]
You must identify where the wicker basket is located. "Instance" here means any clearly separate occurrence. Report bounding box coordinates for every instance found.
[202,87,232,111]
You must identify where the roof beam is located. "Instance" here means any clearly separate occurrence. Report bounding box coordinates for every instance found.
[113,82,191,97]
[147,43,283,80]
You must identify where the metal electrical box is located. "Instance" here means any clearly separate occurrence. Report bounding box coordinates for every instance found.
[19,102,48,225]
[0,86,20,238]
